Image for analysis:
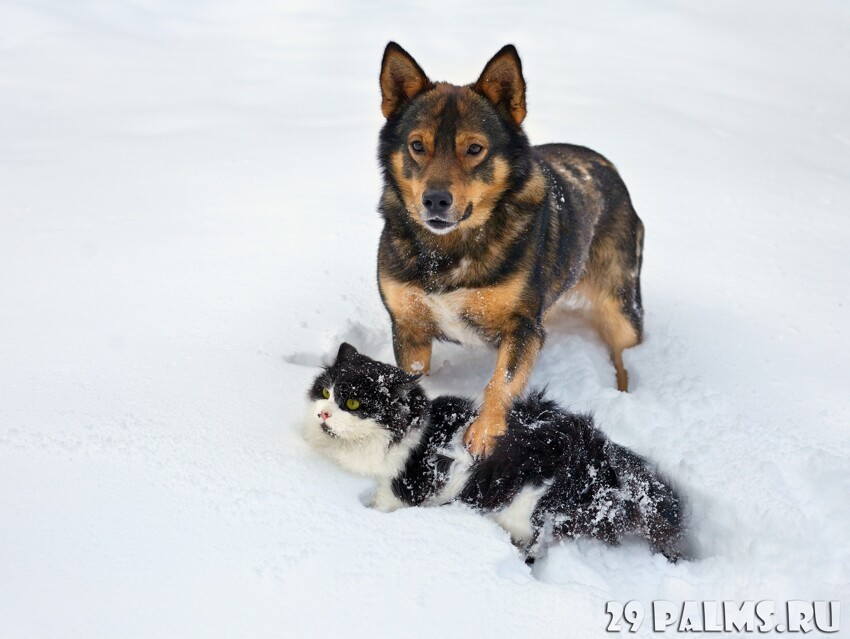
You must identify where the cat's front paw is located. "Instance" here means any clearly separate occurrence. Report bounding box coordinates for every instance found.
[463,414,506,457]
[370,482,406,512]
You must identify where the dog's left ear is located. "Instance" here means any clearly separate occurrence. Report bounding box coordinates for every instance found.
[474,45,526,125]
[380,42,433,119]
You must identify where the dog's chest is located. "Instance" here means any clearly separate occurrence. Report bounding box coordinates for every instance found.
[421,288,487,346]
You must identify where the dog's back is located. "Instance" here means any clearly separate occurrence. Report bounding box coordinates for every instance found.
[533,143,646,390]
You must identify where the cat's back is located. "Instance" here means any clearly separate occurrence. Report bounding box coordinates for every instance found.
[405,390,607,511]
[460,391,607,509]
[428,395,477,444]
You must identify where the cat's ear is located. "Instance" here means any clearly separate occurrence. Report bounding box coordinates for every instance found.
[392,371,422,396]
[335,342,358,363]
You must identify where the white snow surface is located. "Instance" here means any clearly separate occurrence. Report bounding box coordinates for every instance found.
[2,1,849,637]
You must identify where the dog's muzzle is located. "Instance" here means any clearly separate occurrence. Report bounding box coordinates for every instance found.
[421,189,458,234]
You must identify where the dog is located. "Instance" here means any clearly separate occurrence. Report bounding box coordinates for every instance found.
[305,344,686,562]
[376,43,645,456]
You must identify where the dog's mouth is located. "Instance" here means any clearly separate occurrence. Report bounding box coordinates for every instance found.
[421,205,471,235]
[424,218,458,234]
[320,422,338,438]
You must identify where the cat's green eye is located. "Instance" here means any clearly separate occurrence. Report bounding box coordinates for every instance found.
[321,388,330,399]
[346,398,360,410]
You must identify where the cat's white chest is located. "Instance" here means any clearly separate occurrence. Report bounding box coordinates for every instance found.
[422,289,486,346]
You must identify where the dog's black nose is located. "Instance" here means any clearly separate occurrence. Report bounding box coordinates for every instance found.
[422,190,453,215]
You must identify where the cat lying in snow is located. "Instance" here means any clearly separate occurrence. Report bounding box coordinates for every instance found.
[305,343,687,562]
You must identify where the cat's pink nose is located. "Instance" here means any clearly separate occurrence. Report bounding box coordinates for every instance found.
[319,410,331,421]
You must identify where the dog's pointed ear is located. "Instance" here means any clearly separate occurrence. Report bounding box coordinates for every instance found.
[474,45,526,125]
[380,42,432,119]
[335,342,358,363]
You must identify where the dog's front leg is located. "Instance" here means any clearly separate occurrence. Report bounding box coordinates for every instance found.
[380,276,435,374]
[391,318,433,375]
[464,316,544,456]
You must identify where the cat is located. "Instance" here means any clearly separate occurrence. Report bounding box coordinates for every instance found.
[305,343,687,562]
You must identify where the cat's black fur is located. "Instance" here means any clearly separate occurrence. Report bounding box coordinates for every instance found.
[307,343,687,562]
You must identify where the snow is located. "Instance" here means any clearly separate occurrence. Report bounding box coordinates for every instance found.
[1,1,849,637]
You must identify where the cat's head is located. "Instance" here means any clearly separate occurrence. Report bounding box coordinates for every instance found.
[304,343,428,477]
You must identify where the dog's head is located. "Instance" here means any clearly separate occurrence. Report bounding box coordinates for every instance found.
[305,343,428,477]
[378,43,532,236]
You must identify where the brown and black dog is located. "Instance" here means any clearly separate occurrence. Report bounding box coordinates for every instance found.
[376,42,645,456]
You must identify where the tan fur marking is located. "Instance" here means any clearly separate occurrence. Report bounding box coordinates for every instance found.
[514,163,547,205]
[402,343,433,375]
[583,235,628,298]
[390,151,416,211]
[380,277,432,325]
[390,150,439,233]
[379,276,435,374]
[464,327,541,456]
[575,278,639,392]
[454,131,488,159]
[461,272,527,335]
[456,272,537,454]
[458,157,511,229]
[407,129,435,155]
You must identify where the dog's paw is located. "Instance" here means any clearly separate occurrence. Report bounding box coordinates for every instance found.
[407,359,430,376]
[463,414,506,457]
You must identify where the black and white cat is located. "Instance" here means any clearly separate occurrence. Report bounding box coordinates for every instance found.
[305,343,687,562]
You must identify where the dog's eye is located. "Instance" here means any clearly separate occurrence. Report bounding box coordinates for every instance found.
[410,140,425,154]
[321,388,330,399]
[467,144,483,156]
[346,398,360,410]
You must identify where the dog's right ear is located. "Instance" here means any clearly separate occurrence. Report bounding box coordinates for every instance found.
[335,342,358,363]
[380,42,432,119]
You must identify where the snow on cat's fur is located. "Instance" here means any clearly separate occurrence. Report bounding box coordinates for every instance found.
[306,343,687,561]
